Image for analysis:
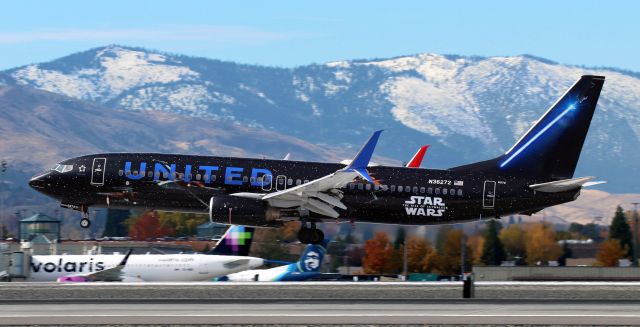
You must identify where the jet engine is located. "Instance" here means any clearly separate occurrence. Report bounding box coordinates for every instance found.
[208,196,298,227]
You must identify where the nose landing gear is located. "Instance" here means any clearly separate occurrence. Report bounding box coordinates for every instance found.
[79,205,91,229]
[297,222,324,244]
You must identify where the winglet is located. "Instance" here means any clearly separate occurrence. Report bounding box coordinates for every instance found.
[406,145,429,168]
[118,249,133,266]
[343,130,383,183]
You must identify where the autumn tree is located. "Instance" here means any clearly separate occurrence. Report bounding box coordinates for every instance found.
[525,223,563,265]
[466,234,485,265]
[500,224,527,263]
[596,239,627,267]
[481,220,506,265]
[156,212,207,237]
[252,227,293,262]
[405,235,436,273]
[432,229,471,275]
[362,231,393,274]
[610,206,632,258]
[127,211,174,241]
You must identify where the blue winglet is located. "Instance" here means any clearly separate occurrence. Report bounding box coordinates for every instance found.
[345,130,383,170]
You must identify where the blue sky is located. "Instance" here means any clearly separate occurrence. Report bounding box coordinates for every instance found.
[1,0,638,71]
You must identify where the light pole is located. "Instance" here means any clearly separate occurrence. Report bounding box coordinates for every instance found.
[632,203,640,267]
[0,160,6,241]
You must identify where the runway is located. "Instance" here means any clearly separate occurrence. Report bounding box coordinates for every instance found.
[2,282,640,325]
[1,300,640,325]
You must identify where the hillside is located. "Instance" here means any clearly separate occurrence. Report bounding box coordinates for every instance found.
[6,45,640,192]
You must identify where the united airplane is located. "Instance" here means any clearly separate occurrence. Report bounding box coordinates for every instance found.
[29,75,605,244]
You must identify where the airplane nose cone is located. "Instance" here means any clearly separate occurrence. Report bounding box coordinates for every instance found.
[29,172,49,190]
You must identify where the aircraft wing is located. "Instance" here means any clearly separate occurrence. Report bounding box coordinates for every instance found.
[529,176,605,193]
[57,250,132,283]
[223,258,252,269]
[231,130,383,218]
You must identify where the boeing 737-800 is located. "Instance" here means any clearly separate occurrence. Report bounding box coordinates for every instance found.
[29,75,605,244]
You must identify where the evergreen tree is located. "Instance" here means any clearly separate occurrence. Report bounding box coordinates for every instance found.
[393,227,406,249]
[102,209,131,237]
[610,205,633,258]
[480,220,507,265]
[435,225,453,254]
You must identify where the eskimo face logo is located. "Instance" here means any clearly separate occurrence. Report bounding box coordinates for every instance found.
[303,251,320,271]
[403,196,447,217]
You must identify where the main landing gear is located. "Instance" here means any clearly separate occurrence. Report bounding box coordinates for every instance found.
[298,222,324,244]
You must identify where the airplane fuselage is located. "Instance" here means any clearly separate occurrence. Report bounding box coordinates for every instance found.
[30,153,578,226]
[27,253,264,282]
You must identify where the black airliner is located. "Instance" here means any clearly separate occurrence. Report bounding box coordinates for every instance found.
[30,75,605,244]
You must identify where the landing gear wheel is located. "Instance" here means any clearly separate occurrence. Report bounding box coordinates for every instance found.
[80,218,91,229]
[297,223,325,244]
[310,228,324,244]
[298,227,312,244]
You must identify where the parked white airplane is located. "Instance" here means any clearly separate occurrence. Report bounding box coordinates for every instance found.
[218,240,328,282]
[27,226,263,282]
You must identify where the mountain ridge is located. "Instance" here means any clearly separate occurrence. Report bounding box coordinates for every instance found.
[3,45,640,194]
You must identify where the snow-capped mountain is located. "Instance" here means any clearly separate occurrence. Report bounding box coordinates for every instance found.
[5,45,640,192]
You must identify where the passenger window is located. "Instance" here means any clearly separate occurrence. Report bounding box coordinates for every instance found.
[420,187,425,193]
[358,184,364,190]
[203,174,209,182]
[287,178,293,186]
[296,179,302,185]
[435,188,441,195]
[211,175,217,182]
[349,183,355,190]
[125,170,131,176]
[443,188,448,195]
[405,186,411,193]
[457,189,463,196]
[250,177,256,183]
[177,173,183,180]
[147,171,153,178]
[118,170,124,176]
[382,185,389,191]
[398,186,403,192]
[366,184,371,191]
[412,186,418,193]
[243,176,248,183]
[304,180,309,183]
[374,184,380,191]
[390,185,396,192]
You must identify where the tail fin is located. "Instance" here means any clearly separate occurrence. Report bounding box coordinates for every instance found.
[208,225,255,256]
[295,240,329,273]
[452,75,604,181]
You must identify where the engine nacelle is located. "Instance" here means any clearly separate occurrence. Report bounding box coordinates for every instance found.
[208,196,298,227]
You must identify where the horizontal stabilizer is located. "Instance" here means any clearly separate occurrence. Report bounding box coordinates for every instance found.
[583,181,607,188]
[529,176,596,193]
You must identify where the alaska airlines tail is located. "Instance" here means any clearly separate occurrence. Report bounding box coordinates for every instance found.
[209,225,255,256]
[452,75,605,181]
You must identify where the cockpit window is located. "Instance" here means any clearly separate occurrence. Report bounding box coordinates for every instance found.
[51,164,74,173]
